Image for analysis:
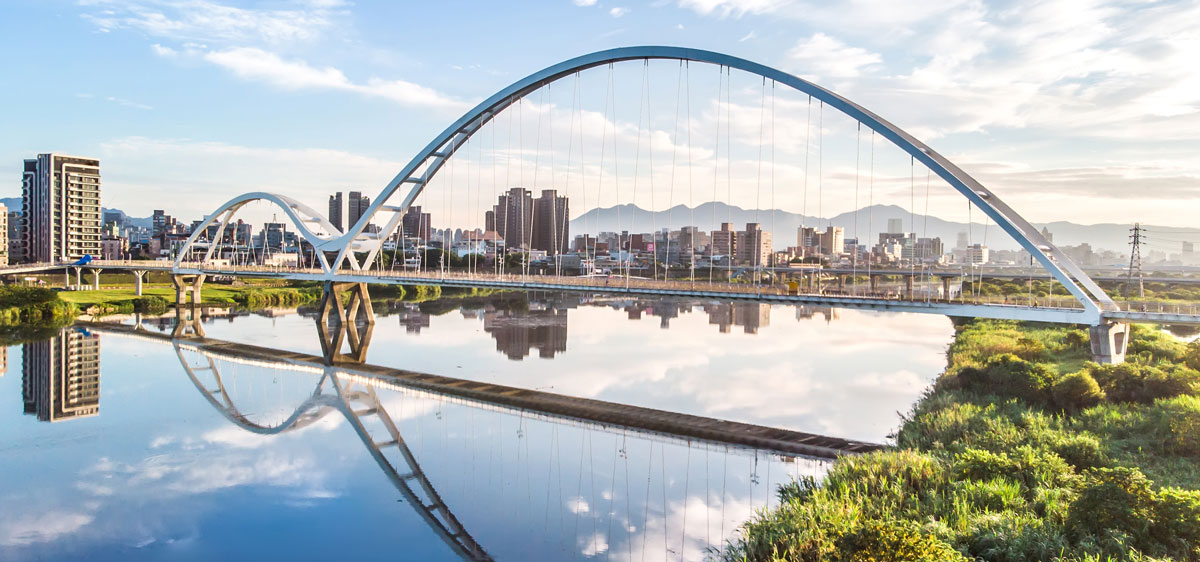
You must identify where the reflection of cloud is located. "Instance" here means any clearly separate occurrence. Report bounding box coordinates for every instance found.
[0,511,94,546]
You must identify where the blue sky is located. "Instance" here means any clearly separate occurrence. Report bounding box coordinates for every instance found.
[1,0,1197,227]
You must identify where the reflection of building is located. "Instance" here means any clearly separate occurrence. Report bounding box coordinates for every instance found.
[22,330,101,422]
[0,346,6,376]
[704,302,771,334]
[395,303,431,334]
[483,307,568,360]
[796,305,839,323]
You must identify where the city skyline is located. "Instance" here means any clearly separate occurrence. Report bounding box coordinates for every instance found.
[2,1,1198,227]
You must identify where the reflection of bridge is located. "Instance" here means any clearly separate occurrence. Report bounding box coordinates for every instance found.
[9,46,1200,363]
[85,320,862,560]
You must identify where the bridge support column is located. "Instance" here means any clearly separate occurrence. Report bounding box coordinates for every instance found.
[870,274,879,294]
[89,268,102,291]
[72,267,82,290]
[942,277,951,300]
[905,275,914,299]
[1090,322,1129,365]
[837,274,846,292]
[172,274,206,305]
[317,282,375,364]
[132,270,146,296]
[172,306,206,338]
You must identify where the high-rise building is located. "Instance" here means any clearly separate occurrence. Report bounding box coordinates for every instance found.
[965,244,990,265]
[328,192,344,233]
[737,223,773,267]
[711,223,737,257]
[489,187,534,251]
[817,226,844,257]
[7,210,25,263]
[401,205,432,241]
[887,218,904,234]
[0,204,8,266]
[956,231,969,249]
[532,189,569,256]
[22,330,101,422]
[22,154,101,262]
[263,223,287,251]
[348,191,371,228]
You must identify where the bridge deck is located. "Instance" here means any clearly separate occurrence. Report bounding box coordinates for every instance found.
[85,321,881,459]
[11,260,1200,324]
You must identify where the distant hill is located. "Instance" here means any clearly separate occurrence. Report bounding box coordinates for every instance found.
[0,197,153,228]
[569,201,1174,255]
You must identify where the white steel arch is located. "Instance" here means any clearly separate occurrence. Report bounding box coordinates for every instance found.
[181,46,1115,319]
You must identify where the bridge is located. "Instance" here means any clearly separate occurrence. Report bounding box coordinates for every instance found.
[85,318,849,560]
[10,46,1199,363]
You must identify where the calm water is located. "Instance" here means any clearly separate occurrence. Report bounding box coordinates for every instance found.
[0,292,953,561]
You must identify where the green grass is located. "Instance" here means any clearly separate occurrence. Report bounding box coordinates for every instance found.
[721,320,1200,562]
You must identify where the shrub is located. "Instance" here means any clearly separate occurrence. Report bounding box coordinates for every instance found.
[835,519,967,562]
[960,512,1071,562]
[1152,487,1200,552]
[1066,467,1156,546]
[131,296,168,313]
[1044,433,1108,471]
[1052,372,1106,413]
[982,354,1056,406]
[1150,395,1200,456]
[1142,365,1200,401]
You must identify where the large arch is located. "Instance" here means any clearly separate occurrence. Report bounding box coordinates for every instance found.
[330,46,1113,318]
[178,46,1114,319]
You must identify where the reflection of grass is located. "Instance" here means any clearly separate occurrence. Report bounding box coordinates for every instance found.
[59,284,320,309]
[722,320,1200,561]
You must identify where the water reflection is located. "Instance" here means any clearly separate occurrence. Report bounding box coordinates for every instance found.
[21,328,101,422]
[1,292,955,561]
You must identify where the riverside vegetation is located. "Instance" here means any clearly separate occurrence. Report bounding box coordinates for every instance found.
[723,319,1200,561]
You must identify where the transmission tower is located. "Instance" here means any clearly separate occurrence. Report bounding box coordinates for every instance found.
[1125,223,1144,299]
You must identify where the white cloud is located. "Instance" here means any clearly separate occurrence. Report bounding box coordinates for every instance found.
[610,6,629,17]
[787,32,883,79]
[738,30,756,42]
[677,0,792,18]
[195,47,466,111]
[80,0,342,45]
[574,0,598,5]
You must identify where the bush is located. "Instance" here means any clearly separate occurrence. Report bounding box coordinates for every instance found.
[131,296,168,313]
[1066,467,1156,546]
[1053,372,1106,413]
[982,354,1056,405]
[1150,395,1200,456]
[835,519,967,562]
[961,512,1071,562]
[1044,433,1109,471]
[1152,487,1200,551]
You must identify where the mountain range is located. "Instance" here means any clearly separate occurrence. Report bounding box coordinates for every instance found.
[569,201,1178,255]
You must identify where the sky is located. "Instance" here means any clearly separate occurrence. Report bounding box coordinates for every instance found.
[1,0,1198,228]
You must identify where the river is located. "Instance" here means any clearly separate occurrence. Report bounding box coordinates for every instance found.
[0,292,954,561]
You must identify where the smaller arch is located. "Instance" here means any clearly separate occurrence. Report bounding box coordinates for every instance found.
[173,192,351,273]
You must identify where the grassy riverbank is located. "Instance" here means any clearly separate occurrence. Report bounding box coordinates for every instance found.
[722,320,1200,561]
[0,285,78,324]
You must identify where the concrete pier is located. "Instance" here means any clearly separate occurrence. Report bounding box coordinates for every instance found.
[1090,321,1130,365]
